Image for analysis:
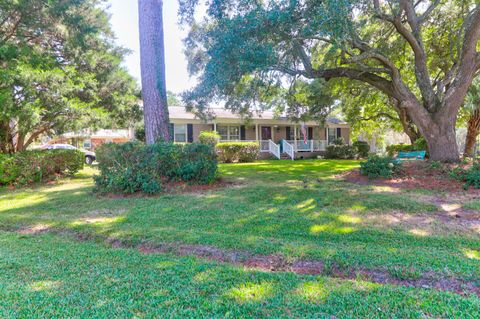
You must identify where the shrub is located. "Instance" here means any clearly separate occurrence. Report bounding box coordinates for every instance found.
[449,164,480,190]
[216,142,259,163]
[360,155,401,179]
[0,149,84,186]
[199,131,220,147]
[352,140,370,158]
[94,141,217,194]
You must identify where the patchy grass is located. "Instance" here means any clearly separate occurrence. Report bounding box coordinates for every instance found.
[0,232,478,318]
[1,160,479,316]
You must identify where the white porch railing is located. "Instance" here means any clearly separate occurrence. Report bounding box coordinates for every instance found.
[286,140,327,152]
[282,140,295,160]
[268,140,281,159]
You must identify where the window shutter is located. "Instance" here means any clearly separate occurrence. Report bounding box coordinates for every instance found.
[286,126,291,140]
[337,128,342,138]
[240,125,246,140]
[211,124,215,131]
[169,123,174,142]
[187,124,193,143]
[308,127,313,140]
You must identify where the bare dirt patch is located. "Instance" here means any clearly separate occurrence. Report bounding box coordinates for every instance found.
[342,162,480,193]
[17,224,51,235]
[136,242,480,297]
[99,178,240,198]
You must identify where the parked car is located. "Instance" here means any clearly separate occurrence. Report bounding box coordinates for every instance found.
[45,144,96,165]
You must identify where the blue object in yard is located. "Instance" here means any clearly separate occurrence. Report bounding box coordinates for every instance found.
[394,150,427,163]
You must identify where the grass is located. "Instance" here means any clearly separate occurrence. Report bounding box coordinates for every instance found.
[1,232,479,318]
[1,159,479,317]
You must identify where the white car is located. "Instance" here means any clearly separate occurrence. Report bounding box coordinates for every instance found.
[46,144,96,165]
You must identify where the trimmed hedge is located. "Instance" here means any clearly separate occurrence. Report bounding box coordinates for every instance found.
[360,155,401,179]
[0,149,84,186]
[325,138,356,159]
[216,142,260,163]
[94,142,217,194]
[199,131,221,147]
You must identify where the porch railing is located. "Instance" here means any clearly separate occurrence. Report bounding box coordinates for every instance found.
[282,140,295,160]
[268,140,281,159]
[286,140,327,152]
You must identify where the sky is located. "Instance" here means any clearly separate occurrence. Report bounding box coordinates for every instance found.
[106,0,192,94]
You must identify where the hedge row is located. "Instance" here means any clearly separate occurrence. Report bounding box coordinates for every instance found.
[94,142,217,194]
[386,137,428,156]
[325,138,370,159]
[0,149,84,186]
[216,142,260,163]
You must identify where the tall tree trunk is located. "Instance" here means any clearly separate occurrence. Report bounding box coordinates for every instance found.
[138,0,170,144]
[464,109,480,157]
[404,100,459,162]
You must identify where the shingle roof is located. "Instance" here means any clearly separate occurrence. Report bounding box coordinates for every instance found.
[168,106,347,125]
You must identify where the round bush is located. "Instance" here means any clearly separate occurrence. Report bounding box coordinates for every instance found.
[360,156,401,179]
[94,141,218,194]
[199,131,221,147]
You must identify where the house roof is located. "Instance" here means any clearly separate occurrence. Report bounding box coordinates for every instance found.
[168,106,348,125]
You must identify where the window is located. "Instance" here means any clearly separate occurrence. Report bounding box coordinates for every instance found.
[228,126,240,140]
[328,128,337,144]
[174,124,187,142]
[217,126,228,140]
[83,139,92,149]
[217,125,240,141]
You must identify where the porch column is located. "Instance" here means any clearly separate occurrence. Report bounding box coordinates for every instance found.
[294,124,297,151]
[272,126,275,141]
[255,123,259,141]
[213,122,217,132]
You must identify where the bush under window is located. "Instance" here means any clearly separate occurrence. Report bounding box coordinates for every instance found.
[216,142,259,163]
[199,131,221,147]
[325,138,356,159]
[0,149,84,186]
[94,142,217,194]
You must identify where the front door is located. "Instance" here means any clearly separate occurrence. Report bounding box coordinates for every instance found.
[261,126,272,140]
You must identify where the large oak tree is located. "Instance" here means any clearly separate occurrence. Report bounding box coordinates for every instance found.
[180,0,480,161]
[0,0,140,153]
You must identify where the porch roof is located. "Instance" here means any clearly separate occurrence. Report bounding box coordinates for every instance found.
[168,106,348,127]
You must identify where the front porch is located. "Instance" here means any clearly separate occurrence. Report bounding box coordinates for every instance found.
[216,123,339,160]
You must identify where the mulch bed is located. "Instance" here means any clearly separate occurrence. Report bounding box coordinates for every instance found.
[341,161,480,193]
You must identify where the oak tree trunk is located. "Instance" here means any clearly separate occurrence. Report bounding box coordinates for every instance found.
[464,109,480,157]
[138,0,170,144]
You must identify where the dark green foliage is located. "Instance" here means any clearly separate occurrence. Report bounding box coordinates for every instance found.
[413,137,428,152]
[449,164,480,190]
[360,156,401,179]
[94,142,218,194]
[0,0,141,153]
[352,140,369,158]
[198,131,221,147]
[0,149,84,186]
[325,138,356,159]
[216,142,260,163]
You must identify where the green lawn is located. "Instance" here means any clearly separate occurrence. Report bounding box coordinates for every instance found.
[1,159,479,318]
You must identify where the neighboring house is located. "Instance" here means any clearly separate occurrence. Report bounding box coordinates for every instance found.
[169,106,350,159]
[44,129,134,150]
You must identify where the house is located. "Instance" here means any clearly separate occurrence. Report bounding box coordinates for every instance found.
[43,129,134,150]
[169,106,350,159]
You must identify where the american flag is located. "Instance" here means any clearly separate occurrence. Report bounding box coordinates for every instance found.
[301,124,308,144]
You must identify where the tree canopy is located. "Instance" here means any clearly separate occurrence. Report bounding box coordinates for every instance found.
[179,0,480,161]
[0,0,140,153]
